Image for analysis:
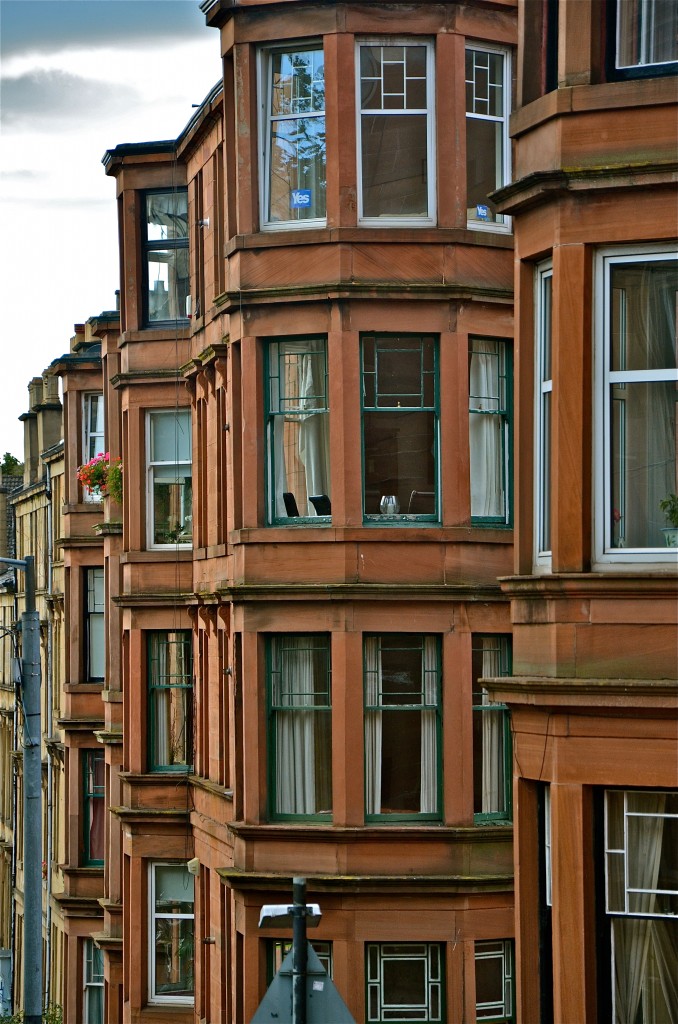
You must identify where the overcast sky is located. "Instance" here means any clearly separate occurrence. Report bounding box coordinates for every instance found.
[0,0,221,459]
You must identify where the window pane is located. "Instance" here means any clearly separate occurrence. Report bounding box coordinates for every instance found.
[472,636,511,818]
[364,411,435,515]
[267,48,325,224]
[152,470,193,544]
[383,957,426,1007]
[361,114,428,218]
[270,636,332,816]
[611,380,676,548]
[155,864,194,913]
[146,248,189,322]
[149,632,193,770]
[146,192,188,241]
[617,0,678,68]
[466,117,503,223]
[469,339,510,521]
[154,917,194,996]
[611,261,677,372]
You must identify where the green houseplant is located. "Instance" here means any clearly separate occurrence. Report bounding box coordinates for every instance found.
[659,493,678,547]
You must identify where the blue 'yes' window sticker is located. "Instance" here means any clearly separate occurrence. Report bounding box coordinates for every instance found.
[291,190,312,209]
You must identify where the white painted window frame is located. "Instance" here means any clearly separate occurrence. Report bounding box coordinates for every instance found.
[593,244,678,567]
[148,862,195,1006]
[146,409,192,551]
[464,42,512,233]
[82,392,105,503]
[474,939,514,1020]
[356,37,436,228]
[534,261,553,571]
[258,40,327,232]
[83,937,104,1024]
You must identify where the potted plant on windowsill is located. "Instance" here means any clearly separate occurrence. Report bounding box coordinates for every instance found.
[77,452,123,503]
[659,493,678,547]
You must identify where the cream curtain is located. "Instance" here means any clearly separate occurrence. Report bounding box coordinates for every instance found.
[469,342,504,519]
[480,637,504,813]
[364,637,383,816]
[275,638,318,815]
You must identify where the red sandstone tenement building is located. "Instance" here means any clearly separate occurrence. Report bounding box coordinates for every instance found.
[1,1,675,1022]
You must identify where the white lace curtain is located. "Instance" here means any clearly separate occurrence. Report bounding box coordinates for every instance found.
[275,637,320,815]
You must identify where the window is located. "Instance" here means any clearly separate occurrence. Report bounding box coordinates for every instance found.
[595,248,677,561]
[604,789,678,1022]
[82,393,105,503]
[143,190,189,324]
[260,44,326,227]
[266,339,330,523]
[469,339,512,524]
[268,635,331,819]
[85,568,105,681]
[146,409,192,547]
[465,46,511,229]
[83,938,104,1024]
[82,749,104,865]
[364,635,440,821]
[149,863,194,1005]
[472,635,512,822]
[475,940,514,1022]
[613,0,678,76]
[357,41,435,225]
[535,263,553,566]
[148,631,193,771]
[366,943,443,1022]
[267,939,333,982]
[362,334,438,522]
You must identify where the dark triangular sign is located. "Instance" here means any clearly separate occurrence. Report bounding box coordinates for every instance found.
[251,944,355,1023]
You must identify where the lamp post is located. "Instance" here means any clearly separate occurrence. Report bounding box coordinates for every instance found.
[0,556,42,1024]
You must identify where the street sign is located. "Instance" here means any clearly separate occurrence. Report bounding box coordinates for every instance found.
[251,944,355,1023]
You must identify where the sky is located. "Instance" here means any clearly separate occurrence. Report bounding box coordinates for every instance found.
[0,0,222,459]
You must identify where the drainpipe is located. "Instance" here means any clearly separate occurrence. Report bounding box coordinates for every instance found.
[9,584,19,1011]
[44,464,53,1010]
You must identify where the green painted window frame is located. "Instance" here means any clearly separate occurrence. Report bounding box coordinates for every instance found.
[475,939,515,1022]
[472,634,512,824]
[361,334,439,524]
[364,634,441,823]
[267,634,332,821]
[469,338,513,526]
[366,942,444,1022]
[265,337,331,525]
[82,749,105,866]
[85,567,105,682]
[147,630,194,772]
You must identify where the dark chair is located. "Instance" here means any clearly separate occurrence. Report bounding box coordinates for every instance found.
[309,494,332,516]
[283,492,299,517]
[408,490,435,514]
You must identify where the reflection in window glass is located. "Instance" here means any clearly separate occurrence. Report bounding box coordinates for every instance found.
[144,191,189,323]
[616,0,678,69]
[148,630,193,771]
[264,47,326,225]
[150,863,194,1004]
[147,409,192,546]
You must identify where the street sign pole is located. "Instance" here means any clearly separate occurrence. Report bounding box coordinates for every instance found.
[291,878,308,1024]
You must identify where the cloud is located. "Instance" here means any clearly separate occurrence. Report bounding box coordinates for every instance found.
[0,0,208,59]
[1,68,138,128]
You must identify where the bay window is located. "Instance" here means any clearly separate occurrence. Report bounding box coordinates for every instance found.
[357,40,435,225]
[472,635,512,822]
[475,940,514,1022]
[149,863,194,1004]
[366,943,443,1022]
[364,634,440,821]
[146,409,192,547]
[266,339,330,523]
[595,247,677,562]
[469,338,512,524]
[143,190,189,324]
[604,789,678,1022]
[260,44,326,227]
[268,635,332,819]
[148,630,193,772]
[465,46,511,229]
[362,334,438,522]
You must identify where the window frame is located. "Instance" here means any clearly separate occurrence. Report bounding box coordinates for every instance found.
[148,862,195,1006]
[366,942,444,1023]
[83,937,104,1024]
[593,244,678,566]
[147,630,194,773]
[258,40,327,231]
[474,939,514,1023]
[146,408,192,550]
[469,337,513,525]
[356,38,436,228]
[464,43,512,233]
[607,0,678,80]
[142,188,189,327]
[82,393,105,503]
[364,633,442,823]
[85,567,105,682]
[265,337,331,525]
[471,634,513,824]
[534,261,553,570]
[266,633,332,821]
[361,333,440,525]
[82,748,105,867]
[267,939,333,983]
